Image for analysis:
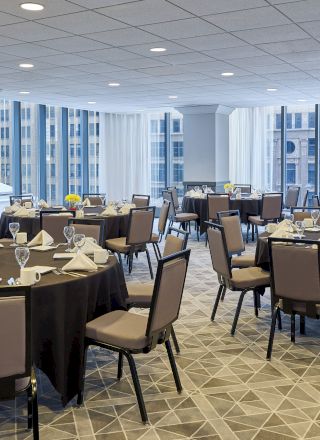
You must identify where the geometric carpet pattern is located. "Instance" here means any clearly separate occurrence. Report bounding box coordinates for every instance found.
[1,233,320,439]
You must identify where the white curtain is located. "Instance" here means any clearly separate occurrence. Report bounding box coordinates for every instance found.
[99,112,150,201]
[229,107,274,191]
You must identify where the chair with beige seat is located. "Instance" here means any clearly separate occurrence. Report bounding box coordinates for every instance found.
[105,206,155,278]
[10,194,34,207]
[149,199,170,260]
[40,210,75,243]
[163,190,199,240]
[234,184,251,194]
[82,193,105,205]
[167,186,182,212]
[78,249,190,424]
[205,193,230,246]
[206,222,270,335]
[267,237,320,360]
[0,286,39,439]
[290,206,320,223]
[68,218,105,246]
[246,193,283,242]
[132,194,150,208]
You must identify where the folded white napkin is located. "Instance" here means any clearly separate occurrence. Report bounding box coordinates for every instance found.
[72,238,102,255]
[15,207,29,217]
[304,218,313,228]
[101,206,117,216]
[119,203,135,214]
[10,202,21,213]
[28,230,54,247]
[270,230,293,238]
[62,252,97,272]
[61,207,67,211]
[38,199,49,208]
[83,198,91,207]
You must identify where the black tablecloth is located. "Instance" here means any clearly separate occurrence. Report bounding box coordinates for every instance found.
[182,196,262,235]
[0,245,128,405]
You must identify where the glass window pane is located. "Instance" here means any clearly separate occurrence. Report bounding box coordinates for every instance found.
[46,106,62,205]
[88,111,100,193]
[295,113,302,129]
[21,102,38,195]
[170,111,184,196]
[68,108,82,196]
[149,112,165,202]
[0,99,13,191]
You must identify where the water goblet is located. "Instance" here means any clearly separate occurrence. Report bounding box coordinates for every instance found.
[63,225,75,252]
[202,185,207,193]
[9,222,20,247]
[311,210,319,229]
[73,233,86,254]
[15,246,30,270]
[194,186,200,193]
[295,220,305,239]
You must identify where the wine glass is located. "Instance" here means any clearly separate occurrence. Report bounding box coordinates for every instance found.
[76,201,84,211]
[311,210,319,229]
[73,233,86,254]
[202,185,207,194]
[194,186,200,193]
[295,220,305,239]
[9,222,20,247]
[15,246,30,270]
[63,225,75,252]
[101,195,106,206]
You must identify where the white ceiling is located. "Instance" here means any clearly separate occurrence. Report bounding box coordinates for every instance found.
[0,0,319,111]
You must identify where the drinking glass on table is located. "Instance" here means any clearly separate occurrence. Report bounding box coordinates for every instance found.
[15,246,30,270]
[63,225,75,252]
[202,185,207,193]
[311,210,319,229]
[73,233,86,254]
[194,186,200,193]
[9,222,20,247]
[295,221,305,239]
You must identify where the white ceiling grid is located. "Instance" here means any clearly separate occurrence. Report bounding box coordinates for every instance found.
[0,0,317,110]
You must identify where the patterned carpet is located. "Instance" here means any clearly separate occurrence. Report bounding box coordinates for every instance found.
[2,232,320,440]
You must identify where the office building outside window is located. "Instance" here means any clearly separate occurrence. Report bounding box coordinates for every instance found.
[46,106,62,204]
[88,111,100,193]
[149,112,166,201]
[68,108,82,196]
[21,102,38,195]
[0,99,12,190]
[170,111,184,196]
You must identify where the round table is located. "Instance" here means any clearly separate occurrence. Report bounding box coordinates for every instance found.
[0,244,128,405]
[182,196,262,235]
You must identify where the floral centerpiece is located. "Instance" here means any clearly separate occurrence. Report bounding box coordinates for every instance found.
[224,183,234,195]
[65,193,81,209]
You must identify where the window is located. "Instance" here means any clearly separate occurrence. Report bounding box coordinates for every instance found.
[308,138,315,156]
[170,111,184,196]
[68,108,82,196]
[286,163,296,184]
[308,163,315,185]
[286,113,292,129]
[172,119,181,133]
[149,113,166,201]
[21,102,38,196]
[276,113,281,129]
[286,141,295,154]
[0,100,12,188]
[309,112,315,129]
[295,113,302,129]
[46,106,62,205]
[88,111,100,193]
[50,124,55,138]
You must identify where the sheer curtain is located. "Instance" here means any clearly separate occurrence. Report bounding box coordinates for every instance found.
[229,107,274,191]
[99,112,150,201]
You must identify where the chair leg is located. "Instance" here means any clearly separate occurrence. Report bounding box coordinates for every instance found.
[220,286,226,302]
[300,315,306,335]
[152,243,159,261]
[115,251,124,273]
[253,290,259,317]
[117,352,123,380]
[27,383,33,430]
[211,285,223,321]
[267,304,280,360]
[205,231,208,247]
[77,346,88,406]
[246,223,250,243]
[277,308,282,330]
[196,222,199,241]
[231,290,247,335]
[165,339,182,393]
[145,248,153,279]
[171,327,180,354]
[124,351,148,424]
[155,243,161,260]
[31,369,39,440]
[128,252,133,274]
[251,223,254,241]
[291,314,295,343]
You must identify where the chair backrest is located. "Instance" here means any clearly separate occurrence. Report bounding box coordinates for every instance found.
[10,194,33,206]
[167,186,179,209]
[132,194,150,208]
[40,210,75,243]
[217,210,245,255]
[269,238,320,306]
[162,190,176,218]
[207,194,229,221]
[291,207,320,223]
[261,193,283,220]
[0,286,31,399]
[206,222,232,280]
[302,190,309,208]
[126,206,155,246]
[163,227,189,257]
[285,186,300,208]
[312,195,320,208]
[146,249,190,342]
[234,184,251,194]
[68,218,105,245]
[158,200,170,235]
[83,193,105,205]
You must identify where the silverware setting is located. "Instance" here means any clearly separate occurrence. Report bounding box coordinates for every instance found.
[53,268,86,278]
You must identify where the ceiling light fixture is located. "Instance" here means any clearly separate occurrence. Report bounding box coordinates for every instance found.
[19,91,30,94]
[88,101,96,104]
[108,82,120,87]
[150,47,166,52]
[20,3,44,11]
[221,72,234,77]
[267,88,277,92]
[168,95,178,99]
[19,63,34,68]
[297,99,307,102]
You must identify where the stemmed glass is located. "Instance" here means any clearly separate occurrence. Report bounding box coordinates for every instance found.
[63,225,75,252]
[15,246,30,270]
[287,213,294,233]
[202,185,207,193]
[101,195,106,206]
[295,220,305,239]
[194,186,200,193]
[73,233,86,254]
[9,222,20,247]
[311,210,319,229]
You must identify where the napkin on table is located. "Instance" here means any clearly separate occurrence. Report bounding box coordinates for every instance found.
[83,198,91,207]
[72,238,102,255]
[14,207,29,217]
[101,206,117,216]
[119,203,135,214]
[62,252,97,272]
[28,230,54,247]
[38,199,49,208]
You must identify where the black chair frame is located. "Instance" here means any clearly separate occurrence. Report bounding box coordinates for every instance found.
[10,194,34,206]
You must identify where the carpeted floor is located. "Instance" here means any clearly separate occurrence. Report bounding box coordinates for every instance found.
[2,231,320,440]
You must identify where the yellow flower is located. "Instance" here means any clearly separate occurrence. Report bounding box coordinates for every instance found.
[224,183,234,190]
[65,193,81,203]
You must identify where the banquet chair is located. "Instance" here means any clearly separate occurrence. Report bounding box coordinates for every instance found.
[234,184,251,194]
[312,195,320,208]
[302,190,310,208]
[0,286,39,440]
[132,194,150,208]
[284,186,300,209]
[267,237,320,360]
[68,218,105,246]
[246,193,283,242]
[205,193,230,246]
[10,194,34,207]
[78,249,190,424]
[167,186,181,212]
[149,199,170,260]
[40,210,75,243]
[82,193,105,205]
[206,222,270,334]
[217,210,255,268]
[163,190,199,240]
[105,206,155,278]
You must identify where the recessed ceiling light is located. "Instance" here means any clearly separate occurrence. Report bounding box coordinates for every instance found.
[297,99,307,102]
[20,3,44,11]
[267,88,277,92]
[108,82,120,87]
[168,95,178,99]
[88,101,96,104]
[221,72,234,77]
[150,47,166,52]
[19,91,30,94]
[19,63,34,69]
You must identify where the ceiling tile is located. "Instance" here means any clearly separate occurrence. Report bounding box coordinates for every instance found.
[156,52,214,65]
[278,50,320,63]
[0,0,85,19]
[78,47,141,62]
[299,21,320,40]
[39,53,94,66]
[37,36,108,53]
[233,23,309,44]
[0,43,61,58]
[168,0,267,15]
[175,33,246,51]
[140,18,221,39]
[257,38,320,55]
[0,22,71,42]
[109,57,169,69]
[86,27,160,46]
[74,63,124,74]
[277,0,320,22]
[97,0,192,25]
[204,45,265,59]
[72,0,139,7]
[122,41,190,57]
